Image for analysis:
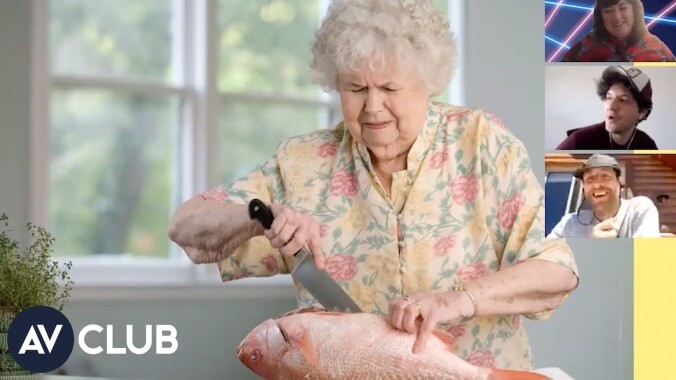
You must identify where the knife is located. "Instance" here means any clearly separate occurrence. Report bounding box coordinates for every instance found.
[248,199,362,313]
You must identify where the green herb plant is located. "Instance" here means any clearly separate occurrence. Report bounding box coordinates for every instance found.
[0,214,74,316]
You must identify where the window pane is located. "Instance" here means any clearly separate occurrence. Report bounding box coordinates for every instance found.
[216,0,452,98]
[49,0,174,81]
[544,172,574,235]
[49,90,179,257]
[216,101,326,185]
[218,0,319,96]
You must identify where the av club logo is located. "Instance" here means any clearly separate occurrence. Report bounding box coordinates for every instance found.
[7,305,180,373]
[7,305,74,373]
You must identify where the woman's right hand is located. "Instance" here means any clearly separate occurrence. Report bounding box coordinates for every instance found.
[262,203,325,270]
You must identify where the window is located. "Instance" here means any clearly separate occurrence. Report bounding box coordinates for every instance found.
[31,0,462,287]
[544,172,575,235]
[41,0,188,262]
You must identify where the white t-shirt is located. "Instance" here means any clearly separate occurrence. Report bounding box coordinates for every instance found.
[547,196,660,238]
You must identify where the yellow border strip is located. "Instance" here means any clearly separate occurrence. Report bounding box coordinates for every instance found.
[635,239,676,379]
[633,62,676,67]
[634,150,676,154]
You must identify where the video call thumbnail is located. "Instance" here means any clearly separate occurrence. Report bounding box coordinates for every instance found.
[545,65,675,151]
[545,0,676,62]
[545,153,676,238]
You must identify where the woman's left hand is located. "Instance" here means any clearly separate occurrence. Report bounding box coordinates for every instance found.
[388,291,474,354]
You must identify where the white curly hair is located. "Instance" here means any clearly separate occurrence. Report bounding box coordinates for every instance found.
[310,0,457,95]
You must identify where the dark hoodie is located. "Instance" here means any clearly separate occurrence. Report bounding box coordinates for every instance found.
[556,122,658,150]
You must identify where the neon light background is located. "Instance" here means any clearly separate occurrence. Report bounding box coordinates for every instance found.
[545,0,676,62]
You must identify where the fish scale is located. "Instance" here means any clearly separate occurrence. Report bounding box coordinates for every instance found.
[237,309,550,380]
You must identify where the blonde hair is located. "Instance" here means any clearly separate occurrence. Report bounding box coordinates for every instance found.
[310,0,457,95]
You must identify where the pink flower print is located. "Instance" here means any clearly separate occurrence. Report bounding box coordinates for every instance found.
[446,324,466,338]
[485,112,506,129]
[329,169,358,196]
[466,349,497,368]
[449,174,479,204]
[198,187,229,202]
[324,255,358,282]
[456,263,489,283]
[260,254,278,273]
[445,110,473,123]
[433,236,456,257]
[497,193,524,229]
[430,150,449,169]
[512,314,521,331]
[316,142,338,158]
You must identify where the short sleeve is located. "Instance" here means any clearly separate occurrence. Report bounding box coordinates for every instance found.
[480,112,579,320]
[198,154,290,281]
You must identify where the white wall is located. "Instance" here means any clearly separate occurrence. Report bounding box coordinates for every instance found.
[465,0,546,178]
[0,0,31,246]
[0,0,633,379]
[62,295,296,380]
[525,239,633,380]
[545,65,676,150]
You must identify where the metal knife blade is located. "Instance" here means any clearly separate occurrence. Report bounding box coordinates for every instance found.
[248,199,362,313]
[291,248,362,313]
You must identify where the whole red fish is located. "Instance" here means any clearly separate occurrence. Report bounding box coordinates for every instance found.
[237,309,550,380]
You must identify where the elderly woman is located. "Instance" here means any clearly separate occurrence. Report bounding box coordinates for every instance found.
[561,0,675,62]
[169,0,578,371]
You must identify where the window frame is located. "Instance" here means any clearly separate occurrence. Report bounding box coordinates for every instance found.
[30,0,465,294]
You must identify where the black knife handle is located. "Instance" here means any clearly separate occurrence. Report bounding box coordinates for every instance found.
[248,199,302,258]
[248,199,274,229]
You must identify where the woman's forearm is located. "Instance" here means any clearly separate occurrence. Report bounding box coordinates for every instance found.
[168,197,263,263]
[463,259,578,317]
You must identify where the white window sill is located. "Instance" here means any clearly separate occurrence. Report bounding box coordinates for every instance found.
[68,280,297,301]
[57,256,296,301]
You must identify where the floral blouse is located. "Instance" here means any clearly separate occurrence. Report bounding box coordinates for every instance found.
[200,102,578,370]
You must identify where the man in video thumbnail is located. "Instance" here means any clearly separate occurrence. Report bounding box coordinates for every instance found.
[547,154,660,238]
[556,66,657,150]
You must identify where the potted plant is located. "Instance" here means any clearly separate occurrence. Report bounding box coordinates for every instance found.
[0,213,74,377]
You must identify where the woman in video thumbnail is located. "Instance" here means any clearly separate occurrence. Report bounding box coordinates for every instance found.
[561,0,675,62]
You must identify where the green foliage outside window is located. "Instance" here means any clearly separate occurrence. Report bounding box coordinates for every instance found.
[47,0,450,258]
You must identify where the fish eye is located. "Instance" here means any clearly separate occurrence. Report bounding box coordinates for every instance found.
[250,349,260,361]
[279,327,290,343]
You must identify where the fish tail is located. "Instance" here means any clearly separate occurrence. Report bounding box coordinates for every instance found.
[487,369,551,380]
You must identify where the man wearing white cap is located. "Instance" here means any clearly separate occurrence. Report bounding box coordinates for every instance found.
[547,154,660,238]
[556,66,657,150]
